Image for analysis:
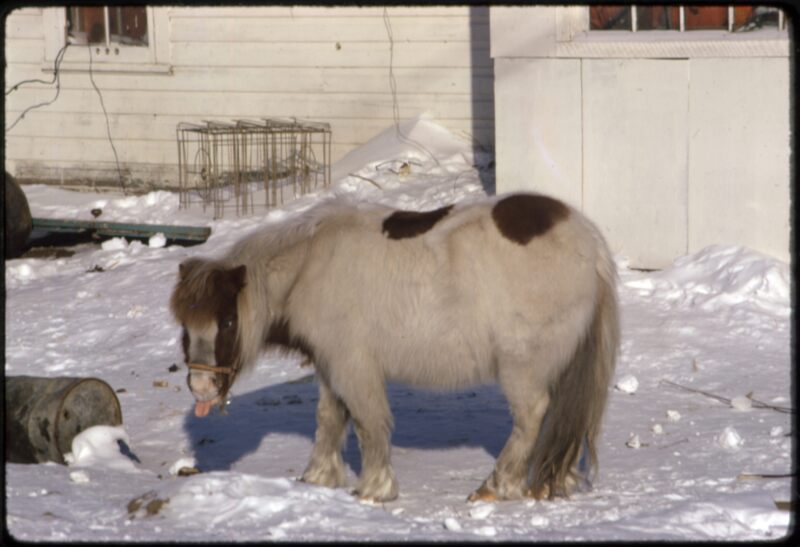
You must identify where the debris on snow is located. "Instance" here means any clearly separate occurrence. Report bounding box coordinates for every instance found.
[101,237,128,251]
[443,517,462,531]
[69,471,90,484]
[168,458,197,477]
[468,502,495,520]
[730,396,753,412]
[530,514,550,527]
[615,374,639,394]
[718,426,745,451]
[666,410,682,422]
[148,232,167,248]
[651,424,664,435]
[626,433,642,449]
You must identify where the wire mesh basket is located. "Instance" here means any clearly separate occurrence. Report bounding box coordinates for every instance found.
[176,118,331,218]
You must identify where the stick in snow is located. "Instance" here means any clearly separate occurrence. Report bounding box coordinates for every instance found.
[659,380,795,414]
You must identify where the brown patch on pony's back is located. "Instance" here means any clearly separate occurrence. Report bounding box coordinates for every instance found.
[491,194,569,245]
[382,205,454,240]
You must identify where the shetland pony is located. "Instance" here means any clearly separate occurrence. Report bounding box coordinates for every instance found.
[170,192,619,502]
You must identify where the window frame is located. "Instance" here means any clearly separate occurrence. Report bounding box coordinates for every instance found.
[42,6,171,74]
[554,6,790,59]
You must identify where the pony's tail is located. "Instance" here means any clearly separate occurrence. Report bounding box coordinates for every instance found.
[528,241,620,499]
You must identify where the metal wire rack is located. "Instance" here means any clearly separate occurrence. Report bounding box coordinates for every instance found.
[176,118,331,218]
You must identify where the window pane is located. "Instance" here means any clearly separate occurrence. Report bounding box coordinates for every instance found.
[109,7,148,46]
[590,6,632,30]
[733,6,781,31]
[684,6,728,30]
[67,6,106,44]
[636,6,680,30]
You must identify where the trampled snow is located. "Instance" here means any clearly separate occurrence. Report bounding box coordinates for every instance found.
[4,116,793,541]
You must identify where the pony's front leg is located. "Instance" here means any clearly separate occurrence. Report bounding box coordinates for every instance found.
[469,383,551,502]
[334,371,397,502]
[301,380,349,488]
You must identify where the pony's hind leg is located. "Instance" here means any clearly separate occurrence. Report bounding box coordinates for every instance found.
[469,364,551,502]
[301,380,349,488]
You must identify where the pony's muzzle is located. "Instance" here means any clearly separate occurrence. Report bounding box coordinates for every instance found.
[188,367,221,417]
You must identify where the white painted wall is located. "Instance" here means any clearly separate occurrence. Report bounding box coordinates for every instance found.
[491,6,791,266]
[4,6,493,188]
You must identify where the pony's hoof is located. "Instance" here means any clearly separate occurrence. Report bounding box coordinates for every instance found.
[467,484,498,503]
[526,484,550,500]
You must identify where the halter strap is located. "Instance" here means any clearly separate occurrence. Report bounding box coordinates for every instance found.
[187,363,235,375]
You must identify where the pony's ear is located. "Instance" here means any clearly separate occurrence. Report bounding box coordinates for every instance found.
[227,265,247,291]
[178,258,204,281]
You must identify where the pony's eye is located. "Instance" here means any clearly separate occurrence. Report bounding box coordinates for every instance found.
[222,318,235,329]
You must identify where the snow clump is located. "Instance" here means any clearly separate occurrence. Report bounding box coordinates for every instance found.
[615,374,639,394]
[717,426,744,451]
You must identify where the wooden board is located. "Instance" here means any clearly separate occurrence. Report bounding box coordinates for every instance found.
[31,217,211,242]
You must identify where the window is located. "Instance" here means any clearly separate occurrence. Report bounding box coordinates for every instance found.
[42,7,170,73]
[590,5,786,32]
[553,5,789,59]
[67,6,148,46]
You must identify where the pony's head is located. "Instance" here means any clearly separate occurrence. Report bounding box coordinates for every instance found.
[169,258,247,417]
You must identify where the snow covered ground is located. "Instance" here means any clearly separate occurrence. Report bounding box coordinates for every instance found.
[5,117,794,541]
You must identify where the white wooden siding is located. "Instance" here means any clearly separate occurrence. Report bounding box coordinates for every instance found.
[582,59,689,268]
[4,6,493,188]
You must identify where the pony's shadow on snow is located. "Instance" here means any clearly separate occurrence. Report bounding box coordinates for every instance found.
[184,373,511,475]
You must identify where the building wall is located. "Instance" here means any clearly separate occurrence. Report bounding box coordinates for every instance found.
[491,6,791,267]
[4,6,493,189]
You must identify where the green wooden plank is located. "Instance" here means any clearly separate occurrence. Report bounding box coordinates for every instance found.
[31,218,211,242]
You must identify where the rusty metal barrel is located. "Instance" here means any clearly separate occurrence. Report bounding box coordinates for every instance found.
[5,376,123,464]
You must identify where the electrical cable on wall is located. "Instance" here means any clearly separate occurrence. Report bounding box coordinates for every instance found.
[87,43,126,195]
[5,43,71,132]
[381,7,440,168]
[4,38,127,195]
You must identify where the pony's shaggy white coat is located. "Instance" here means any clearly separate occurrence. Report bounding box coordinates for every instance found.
[173,192,619,502]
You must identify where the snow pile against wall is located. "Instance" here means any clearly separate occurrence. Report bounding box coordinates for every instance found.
[624,245,790,316]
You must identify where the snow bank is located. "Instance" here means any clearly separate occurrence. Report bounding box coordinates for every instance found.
[624,245,790,315]
[156,473,415,540]
[24,185,192,225]
[331,113,476,184]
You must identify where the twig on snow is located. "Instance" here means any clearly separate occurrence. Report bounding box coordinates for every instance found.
[348,173,383,189]
[659,380,795,414]
[737,472,795,480]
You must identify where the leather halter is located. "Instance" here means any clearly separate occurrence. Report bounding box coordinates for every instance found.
[187,363,235,375]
